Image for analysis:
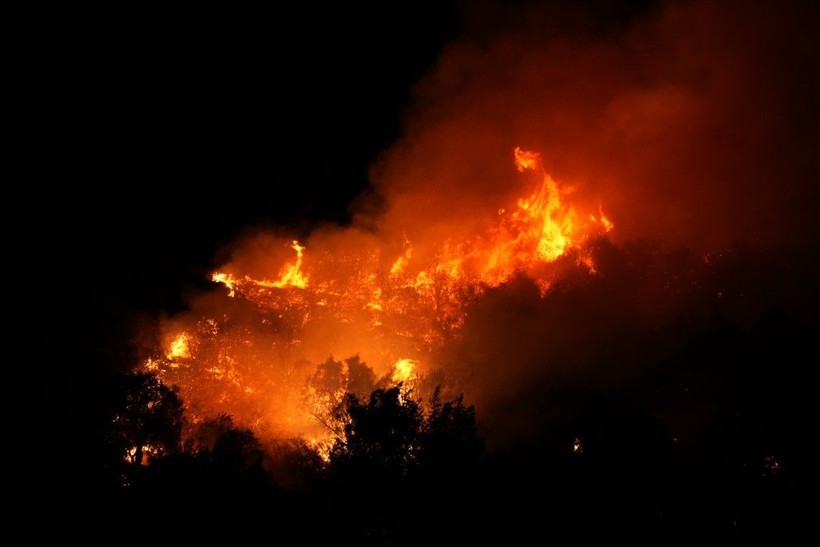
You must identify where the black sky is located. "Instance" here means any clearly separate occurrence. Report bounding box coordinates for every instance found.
[45,3,459,312]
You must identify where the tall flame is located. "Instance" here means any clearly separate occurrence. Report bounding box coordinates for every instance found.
[259,240,309,289]
[514,146,574,261]
[167,333,191,360]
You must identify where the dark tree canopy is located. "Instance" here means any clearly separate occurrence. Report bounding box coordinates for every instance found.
[192,413,268,478]
[108,372,184,468]
[327,384,485,486]
[330,385,424,479]
[420,386,486,475]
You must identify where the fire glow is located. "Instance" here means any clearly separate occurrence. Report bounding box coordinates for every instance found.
[142,147,613,444]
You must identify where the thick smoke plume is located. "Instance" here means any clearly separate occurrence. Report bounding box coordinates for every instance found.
[366,0,818,253]
[144,0,819,451]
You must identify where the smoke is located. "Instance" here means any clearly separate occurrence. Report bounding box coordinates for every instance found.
[365,0,819,253]
[146,0,819,451]
[354,0,819,446]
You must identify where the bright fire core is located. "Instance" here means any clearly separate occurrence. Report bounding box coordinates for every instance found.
[142,148,613,444]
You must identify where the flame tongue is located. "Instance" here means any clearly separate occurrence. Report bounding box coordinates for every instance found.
[212,240,308,297]
[260,241,309,289]
[516,164,574,262]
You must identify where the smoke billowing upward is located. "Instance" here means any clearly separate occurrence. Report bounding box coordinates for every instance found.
[366,0,818,253]
[141,0,819,451]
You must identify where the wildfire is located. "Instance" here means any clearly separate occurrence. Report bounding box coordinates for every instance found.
[142,146,613,445]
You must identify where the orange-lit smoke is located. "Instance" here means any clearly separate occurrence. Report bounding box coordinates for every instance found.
[140,0,818,449]
[366,0,817,254]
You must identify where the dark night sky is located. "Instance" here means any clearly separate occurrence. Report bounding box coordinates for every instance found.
[47,3,461,313]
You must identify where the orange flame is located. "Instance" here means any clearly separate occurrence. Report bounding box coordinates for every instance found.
[391,358,417,383]
[167,333,191,360]
[433,147,611,284]
[211,272,237,297]
[260,240,309,289]
[212,241,309,297]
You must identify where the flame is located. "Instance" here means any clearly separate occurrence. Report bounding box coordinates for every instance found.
[391,358,417,383]
[125,444,160,466]
[259,240,309,289]
[513,147,574,262]
[211,272,237,297]
[167,333,191,360]
[589,206,615,233]
[430,147,611,285]
[513,146,541,172]
[211,241,309,296]
[141,146,613,445]
[390,236,413,277]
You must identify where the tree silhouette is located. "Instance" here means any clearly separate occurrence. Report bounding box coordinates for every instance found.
[322,383,486,543]
[191,413,269,479]
[139,412,280,523]
[420,386,485,476]
[328,383,485,480]
[108,372,184,469]
[305,354,378,441]
[329,384,423,480]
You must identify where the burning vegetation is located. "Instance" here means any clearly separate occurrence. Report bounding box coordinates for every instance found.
[139,147,614,447]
